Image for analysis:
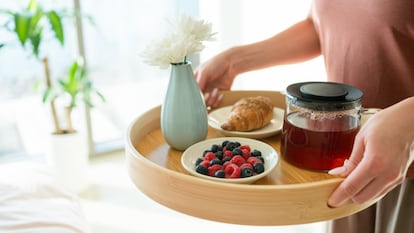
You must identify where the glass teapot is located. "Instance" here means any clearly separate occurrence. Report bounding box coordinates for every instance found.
[281,81,364,171]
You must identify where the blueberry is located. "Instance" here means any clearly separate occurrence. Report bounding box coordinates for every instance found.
[251,149,262,157]
[195,165,208,175]
[211,144,220,152]
[256,156,265,163]
[215,170,225,178]
[241,167,254,178]
[222,157,231,163]
[215,151,223,160]
[226,142,237,151]
[210,158,222,166]
[232,148,243,156]
[253,162,265,174]
[221,140,230,148]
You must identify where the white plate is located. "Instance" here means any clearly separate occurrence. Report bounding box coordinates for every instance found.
[208,106,285,139]
[181,137,279,184]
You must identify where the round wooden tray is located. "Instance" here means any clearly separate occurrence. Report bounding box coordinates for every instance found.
[125,90,376,226]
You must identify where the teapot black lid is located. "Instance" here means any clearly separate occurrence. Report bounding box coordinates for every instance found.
[286,82,363,111]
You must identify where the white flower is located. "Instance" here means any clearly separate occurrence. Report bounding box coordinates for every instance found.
[141,14,216,69]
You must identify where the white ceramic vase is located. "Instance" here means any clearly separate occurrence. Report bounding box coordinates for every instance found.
[46,131,88,193]
[161,62,208,151]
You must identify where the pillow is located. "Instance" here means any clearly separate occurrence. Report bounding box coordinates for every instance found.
[0,162,91,233]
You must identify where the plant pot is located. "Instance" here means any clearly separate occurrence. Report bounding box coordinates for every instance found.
[46,131,89,193]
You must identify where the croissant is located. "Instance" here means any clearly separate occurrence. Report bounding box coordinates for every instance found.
[221,96,274,132]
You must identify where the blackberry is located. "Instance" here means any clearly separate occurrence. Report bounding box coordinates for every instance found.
[221,140,230,148]
[210,158,222,166]
[215,150,223,160]
[251,149,262,157]
[225,142,237,151]
[195,164,208,175]
[214,170,225,178]
[253,162,265,174]
[211,144,220,152]
[222,157,231,163]
[232,148,243,156]
[241,167,254,178]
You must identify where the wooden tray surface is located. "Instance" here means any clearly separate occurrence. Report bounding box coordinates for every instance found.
[125,90,377,226]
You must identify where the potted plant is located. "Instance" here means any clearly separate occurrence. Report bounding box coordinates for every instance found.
[0,0,104,193]
[0,0,102,134]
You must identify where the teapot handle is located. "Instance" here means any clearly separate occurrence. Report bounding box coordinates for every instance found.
[360,108,381,125]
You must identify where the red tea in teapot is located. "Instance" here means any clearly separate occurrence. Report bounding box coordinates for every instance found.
[281,112,359,171]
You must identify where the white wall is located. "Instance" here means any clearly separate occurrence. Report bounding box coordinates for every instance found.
[199,0,327,92]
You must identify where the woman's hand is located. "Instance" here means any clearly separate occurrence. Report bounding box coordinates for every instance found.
[194,48,238,109]
[328,97,414,207]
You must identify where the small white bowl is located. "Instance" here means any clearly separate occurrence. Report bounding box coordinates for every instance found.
[181,137,279,184]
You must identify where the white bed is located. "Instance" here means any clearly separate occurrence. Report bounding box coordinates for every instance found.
[0,162,91,233]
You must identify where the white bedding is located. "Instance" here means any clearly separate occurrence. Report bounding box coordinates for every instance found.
[0,162,91,233]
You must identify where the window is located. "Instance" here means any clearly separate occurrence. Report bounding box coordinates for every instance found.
[0,0,326,161]
[0,0,199,160]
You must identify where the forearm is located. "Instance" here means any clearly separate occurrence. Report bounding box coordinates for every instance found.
[387,96,414,179]
[226,17,321,75]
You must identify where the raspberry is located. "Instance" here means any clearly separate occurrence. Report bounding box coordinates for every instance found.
[241,148,251,160]
[240,162,253,170]
[230,155,246,166]
[223,150,233,158]
[204,152,217,161]
[239,145,251,152]
[224,163,241,178]
[200,160,210,167]
[208,164,223,177]
[247,156,263,166]
[222,161,231,170]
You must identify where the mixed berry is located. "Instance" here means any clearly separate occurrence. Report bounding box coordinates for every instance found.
[194,140,265,179]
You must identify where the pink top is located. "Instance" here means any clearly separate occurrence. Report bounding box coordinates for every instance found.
[311,0,414,108]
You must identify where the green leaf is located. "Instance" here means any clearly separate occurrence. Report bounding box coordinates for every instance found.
[28,0,38,12]
[47,11,64,45]
[29,7,43,31]
[14,13,31,45]
[29,27,42,57]
[69,60,79,83]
